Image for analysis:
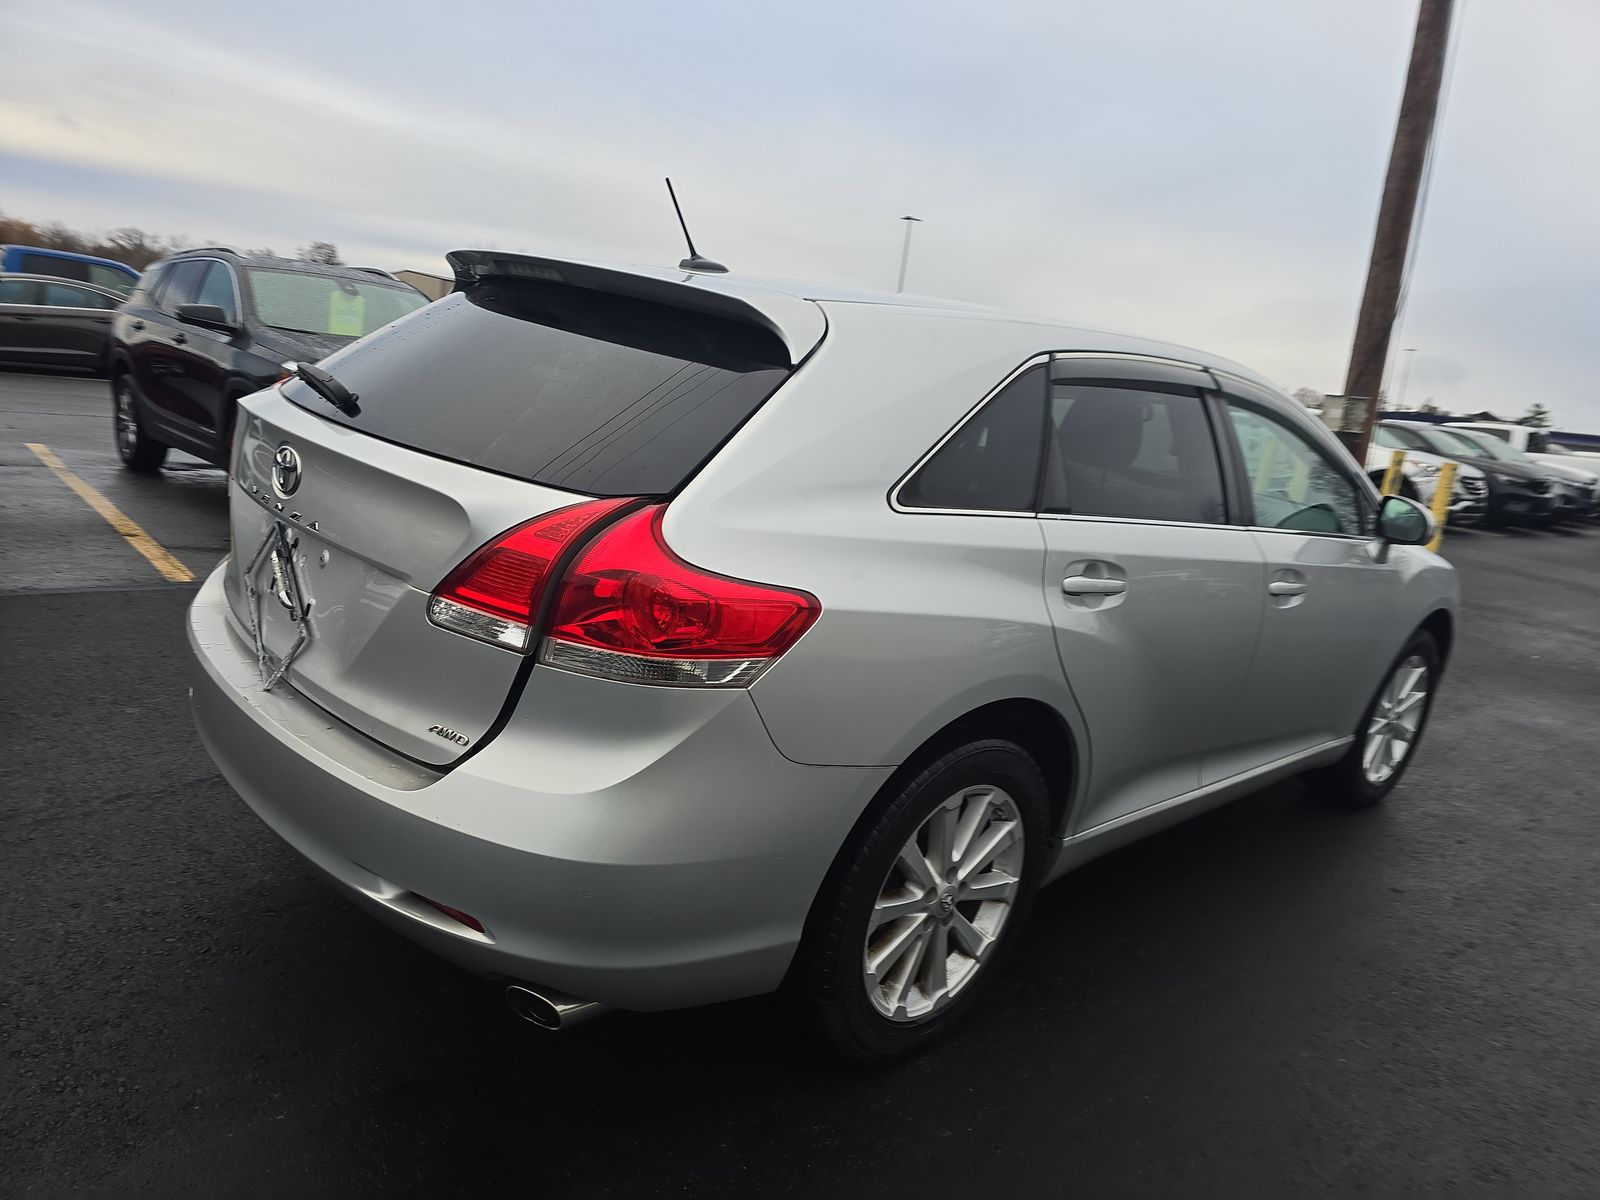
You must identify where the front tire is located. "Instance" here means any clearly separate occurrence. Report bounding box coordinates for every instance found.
[114,374,168,473]
[796,739,1049,1061]
[1310,630,1440,808]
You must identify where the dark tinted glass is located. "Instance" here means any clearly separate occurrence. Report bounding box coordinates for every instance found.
[0,279,38,304]
[42,282,110,308]
[194,263,238,323]
[285,282,792,496]
[20,252,87,281]
[161,260,208,310]
[1041,383,1225,524]
[899,366,1046,511]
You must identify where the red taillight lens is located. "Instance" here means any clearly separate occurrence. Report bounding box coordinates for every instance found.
[427,498,636,652]
[539,505,820,687]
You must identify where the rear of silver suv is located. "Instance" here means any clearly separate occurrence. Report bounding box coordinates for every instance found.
[190,251,1456,1059]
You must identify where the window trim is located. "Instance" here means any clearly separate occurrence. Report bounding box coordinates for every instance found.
[1215,392,1378,541]
[156,256,243,325]
[890,350,1236,528]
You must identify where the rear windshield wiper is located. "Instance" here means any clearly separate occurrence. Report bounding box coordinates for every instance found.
[284,361,360,417]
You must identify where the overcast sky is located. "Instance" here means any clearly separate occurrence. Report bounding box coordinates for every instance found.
[3,0,1596,427]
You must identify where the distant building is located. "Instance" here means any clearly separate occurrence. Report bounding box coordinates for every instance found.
[394,270,451,301]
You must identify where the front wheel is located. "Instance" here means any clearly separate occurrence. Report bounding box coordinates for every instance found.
[795,739,1049,1060]
[114,375,168,473]
[1309,630,1440,808]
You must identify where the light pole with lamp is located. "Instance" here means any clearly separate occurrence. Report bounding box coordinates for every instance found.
[895,215,922,293]
[1393,347,1418,410]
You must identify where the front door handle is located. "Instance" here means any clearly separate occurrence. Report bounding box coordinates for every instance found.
[172,332,188,345]
[1062,575,1127,596]
[130,320,146,331]
[1268,580,1308,597]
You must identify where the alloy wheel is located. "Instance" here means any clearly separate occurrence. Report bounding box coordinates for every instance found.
[863,784,1024,1022]
[1363,654,1430,784]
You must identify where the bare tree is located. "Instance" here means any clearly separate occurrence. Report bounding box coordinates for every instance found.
[1518,403,1553,428]
[296,241,342,265]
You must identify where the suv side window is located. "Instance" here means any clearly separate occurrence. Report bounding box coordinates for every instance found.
[160,260,208,313]
[88,264,134,296]
[42,282,114,309]
[194,263,238,325]
[1225,402,1370,535]
[1041,381,1226,524]
[19,252,88,282]
[898,364,1047,512]
[0,279,39,304]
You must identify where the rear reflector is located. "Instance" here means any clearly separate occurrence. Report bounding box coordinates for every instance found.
[417,895,486,934]
[539,505,819,687]
[427,498,635,652]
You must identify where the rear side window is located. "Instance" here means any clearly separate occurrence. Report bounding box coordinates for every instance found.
[161,260,208,311]
[898,366,1047,512]
[1042,382,1226,524]
[42,282,114,309]
[195,263,238,324]
[0,279,38,304]
[19,252,87,282]
[286,281,794,496]
[88,264,135,295]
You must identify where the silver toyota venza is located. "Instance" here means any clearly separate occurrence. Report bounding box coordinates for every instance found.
[188,251,1457,1058]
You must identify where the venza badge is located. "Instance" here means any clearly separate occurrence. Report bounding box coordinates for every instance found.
[272,444,303,497]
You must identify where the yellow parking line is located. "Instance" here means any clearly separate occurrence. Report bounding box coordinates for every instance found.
[24,442,195,583]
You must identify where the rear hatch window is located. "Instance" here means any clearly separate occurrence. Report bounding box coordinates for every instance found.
[282,280,793,496]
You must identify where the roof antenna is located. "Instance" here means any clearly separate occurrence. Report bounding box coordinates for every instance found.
[665,178,728,273]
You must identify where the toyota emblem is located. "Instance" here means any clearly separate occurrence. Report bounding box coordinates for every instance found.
[272,445,303,497]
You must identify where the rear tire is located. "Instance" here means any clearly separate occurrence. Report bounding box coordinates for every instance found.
[795,739,1049,1061]
[1309,630,1440,808]
[114,374,167,473]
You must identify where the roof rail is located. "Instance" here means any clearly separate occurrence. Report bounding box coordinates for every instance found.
[346,266,399,281]
[176,245,240,257]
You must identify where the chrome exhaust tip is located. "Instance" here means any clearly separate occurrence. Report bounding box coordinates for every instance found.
[505,983,608,1030]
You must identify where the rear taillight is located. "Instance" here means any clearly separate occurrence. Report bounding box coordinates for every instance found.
[427,498,636,652]
[539,505,819,687]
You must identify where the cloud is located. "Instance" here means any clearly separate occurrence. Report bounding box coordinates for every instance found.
[2,0,1596,428]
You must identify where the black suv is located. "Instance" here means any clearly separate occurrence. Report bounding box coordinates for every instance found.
[109,248,427,471]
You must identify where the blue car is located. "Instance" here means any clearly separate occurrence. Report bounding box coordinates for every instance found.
[0,245,140,296]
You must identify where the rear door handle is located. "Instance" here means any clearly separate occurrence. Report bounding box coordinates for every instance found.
[1268,580,1308,597]
[1062,576,1127,596]
[172,332,188,345]
[130,320,146,331]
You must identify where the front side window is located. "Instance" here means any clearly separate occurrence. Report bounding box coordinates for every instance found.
[245,269,427,337]
[898,365,1046,512]
[160,260,209,312]
[1226,403,1369,535]
[1041,381,1225,524]
[194,263,238,324]
[87,264,135,296]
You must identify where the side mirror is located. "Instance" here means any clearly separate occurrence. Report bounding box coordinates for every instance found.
[1377,494,1434,546]
[175,303,236,334]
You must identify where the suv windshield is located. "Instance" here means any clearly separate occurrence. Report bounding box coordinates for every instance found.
[245,269,427,337]
[1454,432,1526,463]
[1417,427,1491,458]
[282,280,793,496]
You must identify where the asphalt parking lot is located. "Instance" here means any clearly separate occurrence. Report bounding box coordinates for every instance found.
[3,371,1599,1197]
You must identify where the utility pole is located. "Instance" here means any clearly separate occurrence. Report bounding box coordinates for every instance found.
[1337,0,1455,460]
[895,215,922,293]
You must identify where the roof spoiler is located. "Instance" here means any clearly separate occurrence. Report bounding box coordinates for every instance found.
[445,250,823,366]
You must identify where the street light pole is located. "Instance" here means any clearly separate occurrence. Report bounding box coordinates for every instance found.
[1393,347,1418,410]
[895,215,922,294]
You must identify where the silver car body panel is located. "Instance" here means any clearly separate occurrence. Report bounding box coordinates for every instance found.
[190,257,1460,1011]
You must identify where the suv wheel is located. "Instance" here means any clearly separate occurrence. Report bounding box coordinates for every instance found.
[797,739,1048,1060]
[1310,630,1440,808]
[114,375,168,473]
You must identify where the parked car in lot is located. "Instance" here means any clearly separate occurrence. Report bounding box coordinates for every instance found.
[1364,424,1488,526]
[1447,420,1600,464]
[109,248,428,472]
[1381,420,1558,528]
[0,244,139,295]
[188,252,1458,1058]
[1448,426,1599,519]
[0,273,122,374]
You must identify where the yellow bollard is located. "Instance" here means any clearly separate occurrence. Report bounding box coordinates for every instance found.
[1380,450,1405,497]
[1426,461,1456,552]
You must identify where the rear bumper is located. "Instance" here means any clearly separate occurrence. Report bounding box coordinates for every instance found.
[187,566,888,1011]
